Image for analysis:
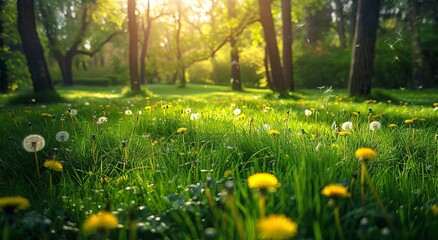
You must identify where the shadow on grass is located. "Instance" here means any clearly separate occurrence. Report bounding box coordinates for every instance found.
[6,90,64,106]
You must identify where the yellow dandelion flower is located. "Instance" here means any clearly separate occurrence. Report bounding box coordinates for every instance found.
[43,160,63,172]
[321,184,351,198]
[433,102,438,107]
[269,130,280,136]
[432,205,438,216]
[257,215,298,239]
[145,106,152,111]
[355,147,377,160]
[248,173,280,189]
[388,123,397,128]
[83,211,118,235]
[177,127,188,134]
[337,131,352,137]
[0,196,30,213]
[404,119,414,124]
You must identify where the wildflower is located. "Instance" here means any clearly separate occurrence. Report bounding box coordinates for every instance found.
[388,123,397,128]
[248,173,280,190]
[321,184,351,199]
[355,147,377,161]
[43,160,63,172]
[22,134,45,152]
[432,205,438,216]
[263,106,272,113]
[137,110,143,115]
[83,211,118,235]
[341,121,353,131]
[304,109,312,116]
[257,215,298,239]
[0,196,30,213]
[263,124,270,130]
[97,116,108,124]
[190,113,200,121]
[55,131,70,142]
[145,106,152,111]
[177,127,188,134]
[269,130,280,136]
[337,131,352,137]
[69,109,78,116]
[125,110,133,115]
[404,119,414,124]
[233,108,242,116]
[369,121,381,131]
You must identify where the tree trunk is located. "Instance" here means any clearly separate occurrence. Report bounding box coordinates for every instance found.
[349,0,358,43]
[17,0,54,93]
[334,0,347,48]
[0,0,8,93]
[128,0,140,92]
[282,0,294,91]
[258,0,286,95]
[264,45,273,89]
[348,0,380,97]
[228,0,242,91]
[140,0,152,84]
[408,0,424,88]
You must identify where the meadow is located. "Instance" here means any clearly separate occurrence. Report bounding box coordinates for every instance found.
[0,84,437,240]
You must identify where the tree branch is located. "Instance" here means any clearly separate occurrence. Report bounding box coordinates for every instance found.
[76,31,124,57]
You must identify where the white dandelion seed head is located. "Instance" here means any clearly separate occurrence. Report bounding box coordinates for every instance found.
[125,110,133,115]
[369,121,382,131]
[304,109,312,116]
[22,134,45,152]
[70,109,78,116]
[190,113,200,121]
[97,116,108,124]
[137,110,143,115]
[341,121,353,131]
[233,108,241,116]
[185,108,192,114]
[84,102,90,106]
[263,124,270,130]
[56,131,70,142]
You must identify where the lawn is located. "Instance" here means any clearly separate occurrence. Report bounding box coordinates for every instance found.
[0,84,437,239]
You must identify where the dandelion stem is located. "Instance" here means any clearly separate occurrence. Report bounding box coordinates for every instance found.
[2,218,9,240]
[258,194,266,218]
[34,150,41,187]
[226,195,245,240]
[333,204,345,240]
[49,172,53,194]
[360,161,366,215]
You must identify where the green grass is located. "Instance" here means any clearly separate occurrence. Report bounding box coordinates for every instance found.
[0,84,437,239]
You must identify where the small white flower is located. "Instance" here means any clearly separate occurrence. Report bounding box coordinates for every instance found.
[84,102,90,106]
[56,131,70,142]
[304,109,312,116]
[190,113,200,121]
[70,109,78,116]
[369,121,381,131]
[263,124,270,130]
[233,108,241,116]
[97,116,108,124]
[22,134,45,152]
[341,121,353,131]
[185,108,192,114]
[137,110,143,115]
[125,110,133,115]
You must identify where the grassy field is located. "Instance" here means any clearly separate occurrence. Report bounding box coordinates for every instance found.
[0,84,437,239]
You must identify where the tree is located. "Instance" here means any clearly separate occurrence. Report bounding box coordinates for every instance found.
[408,0,424,88]
[128,0,141,92]
[348,0,380,97]
[258,0,286,96]
[333,0,347,48]
[0,0,7,93]
[282,0,294,91]
[38,0,122,86]
[228,0,242,91]
[17,0,54,93]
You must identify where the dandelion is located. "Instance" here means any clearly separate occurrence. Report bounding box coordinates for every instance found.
[145,106,152,111]
[177,127,188,134]
[190,113,200,121]
[23,134,45,186]
[404,119,414,124]
[55,131,69,142]
[257,215,298,239]
[248,173,280,217]
[83,211,118,236]
[304,109,312,116]
[263,124,270,130]
[44,160,63,193]
[337,131,351,137]
[369,121,381,131]
[269,129,280,136]
[97,116,108,124]
[341,121,353,131]
[321,184,351,199]
[233,108,241,116]
[22,134,45,152]
[355,147,377,161]
[125,109,133,115]
[0,196,30,214]
[388,123,397,128]
[69,109,78,116]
